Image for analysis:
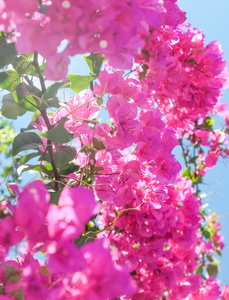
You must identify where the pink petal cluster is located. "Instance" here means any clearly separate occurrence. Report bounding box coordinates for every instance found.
[0,182,135,299]
[0,0,185,80]
[135,25,228,132]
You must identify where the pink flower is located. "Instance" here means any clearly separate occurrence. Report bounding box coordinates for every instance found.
[221,285,229,300]
[47,186,100,242]
[70,239,136,299]
[44,53,70,81]
[14,181,50,246]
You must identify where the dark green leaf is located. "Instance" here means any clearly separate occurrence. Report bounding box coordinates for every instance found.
[187,58,198,65]
[59,163,80,175]
[130,270,137,276]
[84,53,105,75]
[141,49,150,59]
[0,40,17,69]
[67,74,94,93]
[41,117,74,144]
[13,132,43,156]
[203,229,211,239]
[50,190,61,205]
[1,93,26,119]
[54,145,76,167]
[41,146,76,167]
[207,264,218,277]
[142,64,149,72]
[139,71,146,81]
[75,231,97,248]
[16,82,41,101]
[5,265,20,283]
[92,137,105,150]
[188,156,198,164]
[41,82,62,109]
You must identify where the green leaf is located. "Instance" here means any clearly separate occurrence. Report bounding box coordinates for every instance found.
[206,118,215,126]
[202,229,211,239]
[84,53,105,75]
[97,97,103,106]
[198,117,214,131]
[141,49,150,59]
[14,96,38,113]
[139,71,146,81]
[142,64,149,72]
[92,137,105,150]
[54,145,76,167]
[16,82,41,101]
[11,289,24,300]
[6,265,20,283]
[0,70,20,92]
[17,164,53,176]
[41,117,74,144]
[67,74,94,93]
[40,146,76,167]
[50,190,61,205]
[0,40,17,69]
[75,231,97,248]
[195,265,203,274]
[12,132,43,156]
[20,152,40,165]
[187,58,198,65]
[130,270,137,276]
[182,167,191,178]
[41,82,62,109]
[207,264,218,277]
[1,93,26,119]
[59,163,80,175]
[188,156,198,164]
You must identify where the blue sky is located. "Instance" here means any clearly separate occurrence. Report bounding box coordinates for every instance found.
[178,0,229,286]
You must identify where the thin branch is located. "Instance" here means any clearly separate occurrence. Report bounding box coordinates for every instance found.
[32,52,60,191]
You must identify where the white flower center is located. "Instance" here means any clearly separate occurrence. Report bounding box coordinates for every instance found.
[62,0,71,9]
[99,40,108,49]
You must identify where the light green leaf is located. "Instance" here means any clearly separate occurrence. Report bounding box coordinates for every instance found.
[0,70,20,92]
[182,167,190,178]
[67,74,94,93]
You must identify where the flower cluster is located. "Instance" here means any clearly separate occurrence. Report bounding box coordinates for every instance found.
[0,0,228,299]
[0,182,135,299]
[0,0,185,80]
[135,25,228,133]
